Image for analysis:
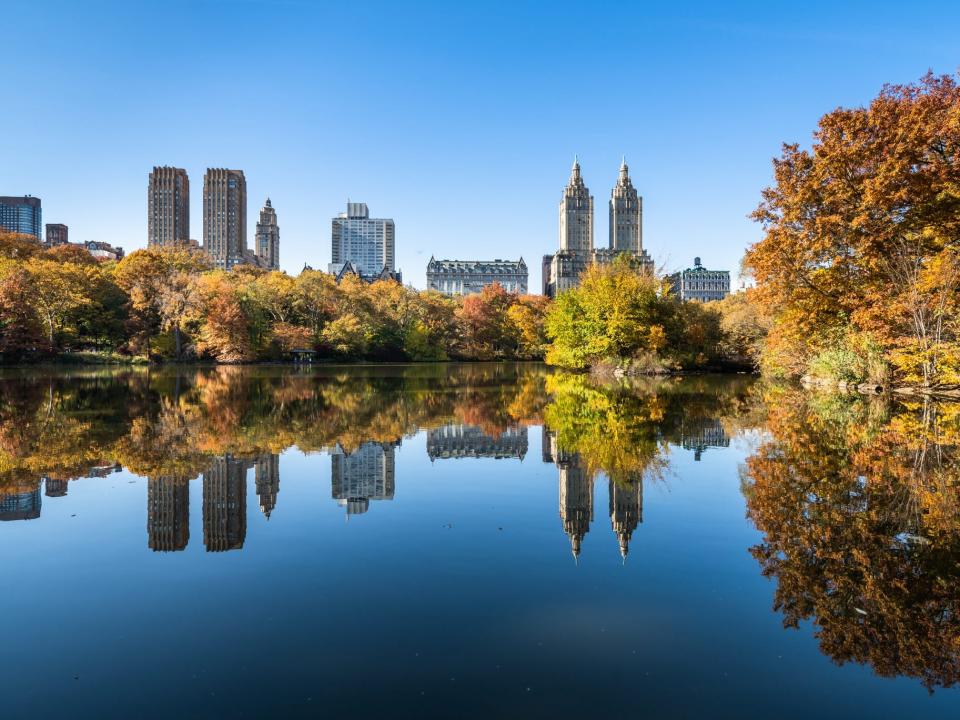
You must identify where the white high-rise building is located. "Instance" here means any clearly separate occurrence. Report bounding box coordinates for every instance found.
[329,202,395,278]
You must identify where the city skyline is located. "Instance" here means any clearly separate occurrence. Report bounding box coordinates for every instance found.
[3,2,955,288]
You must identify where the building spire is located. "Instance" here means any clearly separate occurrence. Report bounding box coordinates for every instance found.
[569,155,582,185]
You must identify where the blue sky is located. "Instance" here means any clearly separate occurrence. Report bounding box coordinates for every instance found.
[3,0,958,288]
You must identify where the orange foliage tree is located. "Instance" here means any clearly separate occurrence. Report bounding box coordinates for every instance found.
[745,73,960,386]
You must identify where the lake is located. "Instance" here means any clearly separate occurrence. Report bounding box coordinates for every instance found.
[1,363,958,718]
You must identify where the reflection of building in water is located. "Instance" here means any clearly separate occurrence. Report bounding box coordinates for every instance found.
[148,476,190,552]
[331,441,397,516]
[679,416,730,461]
[203,455,250,551]
[44,477,69,497]
[609,479,643,559]
[0,487,42,521]
[427,424,528,460]
[255,454,280,519]
[559,459,593,560]
[545,427,594,558]
[545,427,644,561]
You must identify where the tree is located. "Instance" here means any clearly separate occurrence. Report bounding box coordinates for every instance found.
[746,72,960,386]
[192,272,254,362]
[0,263,45,357]
[23,257,91,348]
[456,283,519,360]
[545,257,677,369]
[506,295,550,359]
[114,247,211,357]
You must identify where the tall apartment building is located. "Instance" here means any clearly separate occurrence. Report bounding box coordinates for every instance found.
[0,196,42,239]
[329,202,395,278]
[147,167,190,247]
[609,158,643,255]
[45,223,68,246]
[203,168,247,269]
[254,198,280,270]
[426,257,527,295]
[543,159,652,297]
[669,257,731,302]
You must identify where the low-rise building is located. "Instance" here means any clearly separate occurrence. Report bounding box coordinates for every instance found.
[329,260,402,285]
[45,223,68,246]
[426,257,527,295]
[83,240,125,261]
[669,257,730,302]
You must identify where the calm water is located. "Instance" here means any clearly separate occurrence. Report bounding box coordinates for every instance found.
[1,364,958,719]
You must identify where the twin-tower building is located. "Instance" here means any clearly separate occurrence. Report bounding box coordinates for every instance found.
[542,158,653,297]
[147,166,279,271]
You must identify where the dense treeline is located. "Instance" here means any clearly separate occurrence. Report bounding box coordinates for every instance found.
[746,72,960,390]
[0,236,550,363]
[543,257,762,372]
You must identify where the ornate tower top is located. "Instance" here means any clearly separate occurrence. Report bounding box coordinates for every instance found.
[616,157,631,186]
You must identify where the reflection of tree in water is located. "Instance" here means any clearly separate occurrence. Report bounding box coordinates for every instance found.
[0,364,552,493]
[542,373,758,559]
[743,387,960,691]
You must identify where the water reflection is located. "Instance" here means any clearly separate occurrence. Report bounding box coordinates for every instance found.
[742,387,960,691]
[1,365,959,698]
[331,441,397,516]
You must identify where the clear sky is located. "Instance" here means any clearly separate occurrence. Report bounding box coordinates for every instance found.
[3,0,958,288]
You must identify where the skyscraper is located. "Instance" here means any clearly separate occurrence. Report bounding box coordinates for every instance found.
[609,478,642,560]
[559,457,593,561]
[609,158,642,255]
[147,475,191,551]
[203,168,247,269]
[254,198,280,270]
[255,454,280,518]
[559,157,594,255]
[45,223,68,246]
[543,158,653,297]
[203,455,248,551]
[0,196,42,239]
[147,167,190,247]
[329,202,395,278]
[330,441,397,516]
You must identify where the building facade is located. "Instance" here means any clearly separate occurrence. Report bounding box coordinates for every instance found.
[543,159,652,297]
[609,158,643,255]
[147,476,191,552]
[148,166,190,247]
[427,424,528,460]
[669,257,730,302]
[83,240,124,261]
[330,441,397,516]
[203,168,248,269]
[426,257,527,295]
[254,198,280,270]
[330,202,395,278]
[45,223,68,246]
[0,196,42,239]
[202,454,250,551]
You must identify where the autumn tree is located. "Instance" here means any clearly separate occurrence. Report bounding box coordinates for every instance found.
[114,247,211,357]
[545,257,679,370]
[746,72,960,387]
